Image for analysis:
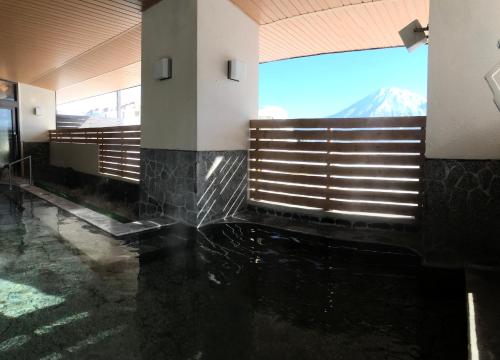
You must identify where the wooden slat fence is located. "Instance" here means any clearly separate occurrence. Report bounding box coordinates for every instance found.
[49,125,141,182]
[249,116,426,221]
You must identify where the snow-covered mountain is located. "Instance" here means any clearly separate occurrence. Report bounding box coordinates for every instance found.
[330,88,427,118]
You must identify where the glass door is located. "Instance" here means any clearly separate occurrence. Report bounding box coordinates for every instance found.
[0,80,19,169]
[0,107,16,167]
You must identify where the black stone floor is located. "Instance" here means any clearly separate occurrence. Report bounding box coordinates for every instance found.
[465,267,500,360]
[0,189,467,360]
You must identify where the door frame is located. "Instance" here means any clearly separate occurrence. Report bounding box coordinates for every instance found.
[0,79,21,163]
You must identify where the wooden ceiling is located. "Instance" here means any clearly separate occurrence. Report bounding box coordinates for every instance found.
[0,0,428,95]
[0,0,142,89]
[232,0,430,62]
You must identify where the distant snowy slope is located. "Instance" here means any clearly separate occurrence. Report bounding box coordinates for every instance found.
[331,88,427,118]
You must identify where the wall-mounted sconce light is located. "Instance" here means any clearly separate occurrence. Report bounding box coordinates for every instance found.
[227,60,246,82]
[34,107,43,116]
[399,19,428,53]
[154,57,172,80]
[485,61,500,111]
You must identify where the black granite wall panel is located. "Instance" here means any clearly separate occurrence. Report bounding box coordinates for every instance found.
[22,141,50,179]
[423,159,500,265]
[140,149,247,227]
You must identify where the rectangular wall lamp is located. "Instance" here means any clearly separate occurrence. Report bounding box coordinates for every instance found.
[228,60,246,82]
[154,57,172,80]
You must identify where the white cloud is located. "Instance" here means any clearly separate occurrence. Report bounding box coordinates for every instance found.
[258,106,289,119]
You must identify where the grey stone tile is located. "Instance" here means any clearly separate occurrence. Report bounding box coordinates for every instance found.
[18,184,175,237]
[139,149,247,227]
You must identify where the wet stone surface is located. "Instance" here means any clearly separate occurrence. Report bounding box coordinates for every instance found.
[0,188,466,359]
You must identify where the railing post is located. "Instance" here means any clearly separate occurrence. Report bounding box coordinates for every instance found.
[8,164,12,191]
[29,156,33,185]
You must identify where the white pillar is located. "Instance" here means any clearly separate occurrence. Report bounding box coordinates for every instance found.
[140,0,259,225]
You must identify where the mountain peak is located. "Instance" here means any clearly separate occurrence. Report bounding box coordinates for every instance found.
[331,88,427,118]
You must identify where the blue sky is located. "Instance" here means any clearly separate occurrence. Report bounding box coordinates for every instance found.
[259,46,428,119]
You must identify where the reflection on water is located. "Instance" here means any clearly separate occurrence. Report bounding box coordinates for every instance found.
[0,188,466,359]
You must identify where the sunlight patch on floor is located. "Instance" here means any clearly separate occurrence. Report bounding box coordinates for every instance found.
[0,279,64,318]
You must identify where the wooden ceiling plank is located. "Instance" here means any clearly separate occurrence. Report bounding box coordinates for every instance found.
[49,0,140,27]
[4,1,135,34]
[0,18,112,48]
[78,0,142,19]
[315,10,350,50]
[362,3,393,47]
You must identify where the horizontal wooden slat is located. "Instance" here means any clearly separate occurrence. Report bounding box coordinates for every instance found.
[329,200,419,217]
[100,167,140,179]
[250,116,426,129]
[251,129,424,141]
[100,144,140,151]
[250,180,420,204]
[252,162,329,175]
[251,140,332,151]
[249,190,326,209]
[250,152,423,166]
[249,117,426,221]
[249,170,327,186]
[331,177,421,192]
[95,132,141,139]
[331,154,422,166]
[49,125,141,133]
[100,155,140,166]
[251,170,421,192]
[49,131,141,138]
[100,161,140,170]
[251,140,424,153]
[251,190,419,217]
[100,138,140,145]
[331,166,421,179]
[249,150,329,163]
[100,149,140,156]
[250,180,328,197]
[100,163,140,173]
[100,166,140,178]
[50,137,140,145]
[330,130,424,141]
[329,189,420,204]
[50,125,142,183]
[251,130,333,140]
[253,162,421,178]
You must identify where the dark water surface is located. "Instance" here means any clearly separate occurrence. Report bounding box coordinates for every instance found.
[0,188,466,359]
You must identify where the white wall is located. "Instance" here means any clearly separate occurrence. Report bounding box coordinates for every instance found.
[197,0,259,151]
[141,0,198,150]
[18,83,56,143]
[140,0,259,151]
[427,0,500,159]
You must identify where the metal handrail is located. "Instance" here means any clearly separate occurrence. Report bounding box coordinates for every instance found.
[7,156,32,190]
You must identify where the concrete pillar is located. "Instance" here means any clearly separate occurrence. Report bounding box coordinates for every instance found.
[139,0,258,226]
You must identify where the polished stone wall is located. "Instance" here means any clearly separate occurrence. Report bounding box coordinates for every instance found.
[423,159,500,265]
[243,204,420,233]
[22,141,50,178]
[140,149,247,227]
